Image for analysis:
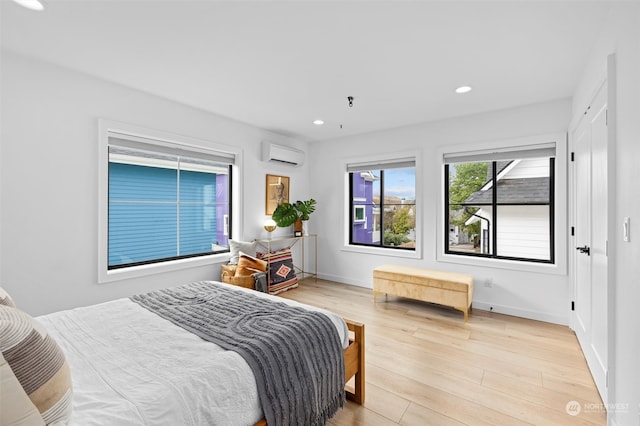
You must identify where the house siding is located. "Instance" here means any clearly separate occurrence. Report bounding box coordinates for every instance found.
[495,205,550,260]
[503,158,550,179]
[351,172,378,244]
[108,161,221,267]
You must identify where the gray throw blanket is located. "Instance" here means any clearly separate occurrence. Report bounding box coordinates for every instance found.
[131,281,345,426]
[252,271,269,293]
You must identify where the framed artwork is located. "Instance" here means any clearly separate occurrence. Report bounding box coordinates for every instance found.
[265,174,290,215]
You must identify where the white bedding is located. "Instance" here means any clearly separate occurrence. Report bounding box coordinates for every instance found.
[37,282,349,426]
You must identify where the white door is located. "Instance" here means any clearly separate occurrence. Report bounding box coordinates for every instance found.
[572,81,608,403]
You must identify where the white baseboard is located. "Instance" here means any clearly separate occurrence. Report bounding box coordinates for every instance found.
[314,275,569,326]
[317,273,371,289]
[472,300,569,325]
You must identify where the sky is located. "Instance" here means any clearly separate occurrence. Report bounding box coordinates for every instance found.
[375,167,416,199]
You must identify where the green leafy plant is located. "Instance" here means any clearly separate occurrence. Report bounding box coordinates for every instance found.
[295,199,316,221]
[272,203,298,227]
[384,230,410,247]
[271,198,317,227]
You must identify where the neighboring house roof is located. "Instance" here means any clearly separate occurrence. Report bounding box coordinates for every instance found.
[465,177,550,204]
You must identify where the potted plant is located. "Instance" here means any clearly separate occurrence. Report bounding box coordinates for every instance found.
[294,199,316,221]
[295,199,316,235]
[272,198,316,235]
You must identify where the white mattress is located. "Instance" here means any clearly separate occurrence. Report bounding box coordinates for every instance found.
[37,282,349,426]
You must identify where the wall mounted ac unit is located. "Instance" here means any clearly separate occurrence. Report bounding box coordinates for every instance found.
[261,141,305,167]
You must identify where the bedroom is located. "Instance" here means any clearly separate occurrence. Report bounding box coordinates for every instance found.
[1,1,639,425]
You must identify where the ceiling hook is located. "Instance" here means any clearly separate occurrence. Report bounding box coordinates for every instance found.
[347,96,354,108]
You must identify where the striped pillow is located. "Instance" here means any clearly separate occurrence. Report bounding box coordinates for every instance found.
[0,306,72,425]
[256,248,298,295]
[0,287,16,307]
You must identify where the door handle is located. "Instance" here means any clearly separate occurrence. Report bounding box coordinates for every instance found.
[576,245,590,256]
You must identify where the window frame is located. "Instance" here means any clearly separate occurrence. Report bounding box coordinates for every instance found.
[342,151,422,259]
[98,119,242,283]
[436,133,568,275]
[444,158,555,263]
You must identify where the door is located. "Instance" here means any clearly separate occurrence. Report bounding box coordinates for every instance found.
[572,81,608,403]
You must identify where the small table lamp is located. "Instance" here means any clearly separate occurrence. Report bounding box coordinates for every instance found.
[264,219,277,237]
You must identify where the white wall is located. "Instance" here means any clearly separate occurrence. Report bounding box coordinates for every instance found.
[571,4,640,425]
[0,50,310,316]
[309,98,572,324]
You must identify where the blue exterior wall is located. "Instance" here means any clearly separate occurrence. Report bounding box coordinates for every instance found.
[179,169,218,256]
[108,162,219,267]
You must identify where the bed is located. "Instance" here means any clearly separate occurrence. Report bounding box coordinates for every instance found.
[1,281,365,426]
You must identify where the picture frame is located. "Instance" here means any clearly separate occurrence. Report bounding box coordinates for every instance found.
[265,174,290,215]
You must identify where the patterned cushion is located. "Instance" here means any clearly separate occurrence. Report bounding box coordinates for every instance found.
[228,240,257,265]
[0,287,16,307]
[256,248,298,295]
[0,306,72,425]
[234,252,267,277]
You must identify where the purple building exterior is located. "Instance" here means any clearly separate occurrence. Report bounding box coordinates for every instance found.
[352,171,379,244]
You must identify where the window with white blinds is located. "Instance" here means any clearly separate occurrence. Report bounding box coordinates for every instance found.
[107,133,233,269]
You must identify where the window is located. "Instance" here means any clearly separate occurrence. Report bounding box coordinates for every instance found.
[444,144,555,263]
[353,205,366,223]
[99,121,237,280]
[348,159,416,250]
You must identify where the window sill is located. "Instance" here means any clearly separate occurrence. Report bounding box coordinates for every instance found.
[437,252,565,275]
[99,252,230,283]
[342,244,421,259]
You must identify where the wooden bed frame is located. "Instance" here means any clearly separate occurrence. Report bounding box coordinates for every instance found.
[343,319,366,404]
[254,319,365,426]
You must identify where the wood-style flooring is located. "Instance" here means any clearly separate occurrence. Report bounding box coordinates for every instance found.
[280,279,606,426]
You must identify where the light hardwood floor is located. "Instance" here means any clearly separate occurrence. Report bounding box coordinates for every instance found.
[280,279,606,426]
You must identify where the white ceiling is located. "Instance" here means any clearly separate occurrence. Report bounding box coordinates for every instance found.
[0,0,614,142]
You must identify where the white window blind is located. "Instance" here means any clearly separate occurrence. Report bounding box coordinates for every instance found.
[443,143,555,163]
[347,157,416,172]
[109,133,236,165]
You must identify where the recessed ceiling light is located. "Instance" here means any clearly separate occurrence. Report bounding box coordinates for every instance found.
[455,86,472,94]
[313,119,324,126]
[11,0,45,11]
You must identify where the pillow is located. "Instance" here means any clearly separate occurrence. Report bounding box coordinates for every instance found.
[228,240,257,265]
[1,351,45,426]
[0,287,16,308]
[234,252,267,277]
[0,306,72,425]
[256,248,298,295]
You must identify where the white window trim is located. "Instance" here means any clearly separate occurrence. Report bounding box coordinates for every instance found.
[436,132,568,275]
[342,150,422,260]
[353,204,366,224]
[98,119,243,283]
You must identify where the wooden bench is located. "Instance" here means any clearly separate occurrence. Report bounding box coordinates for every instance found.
[373,264,474,322]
